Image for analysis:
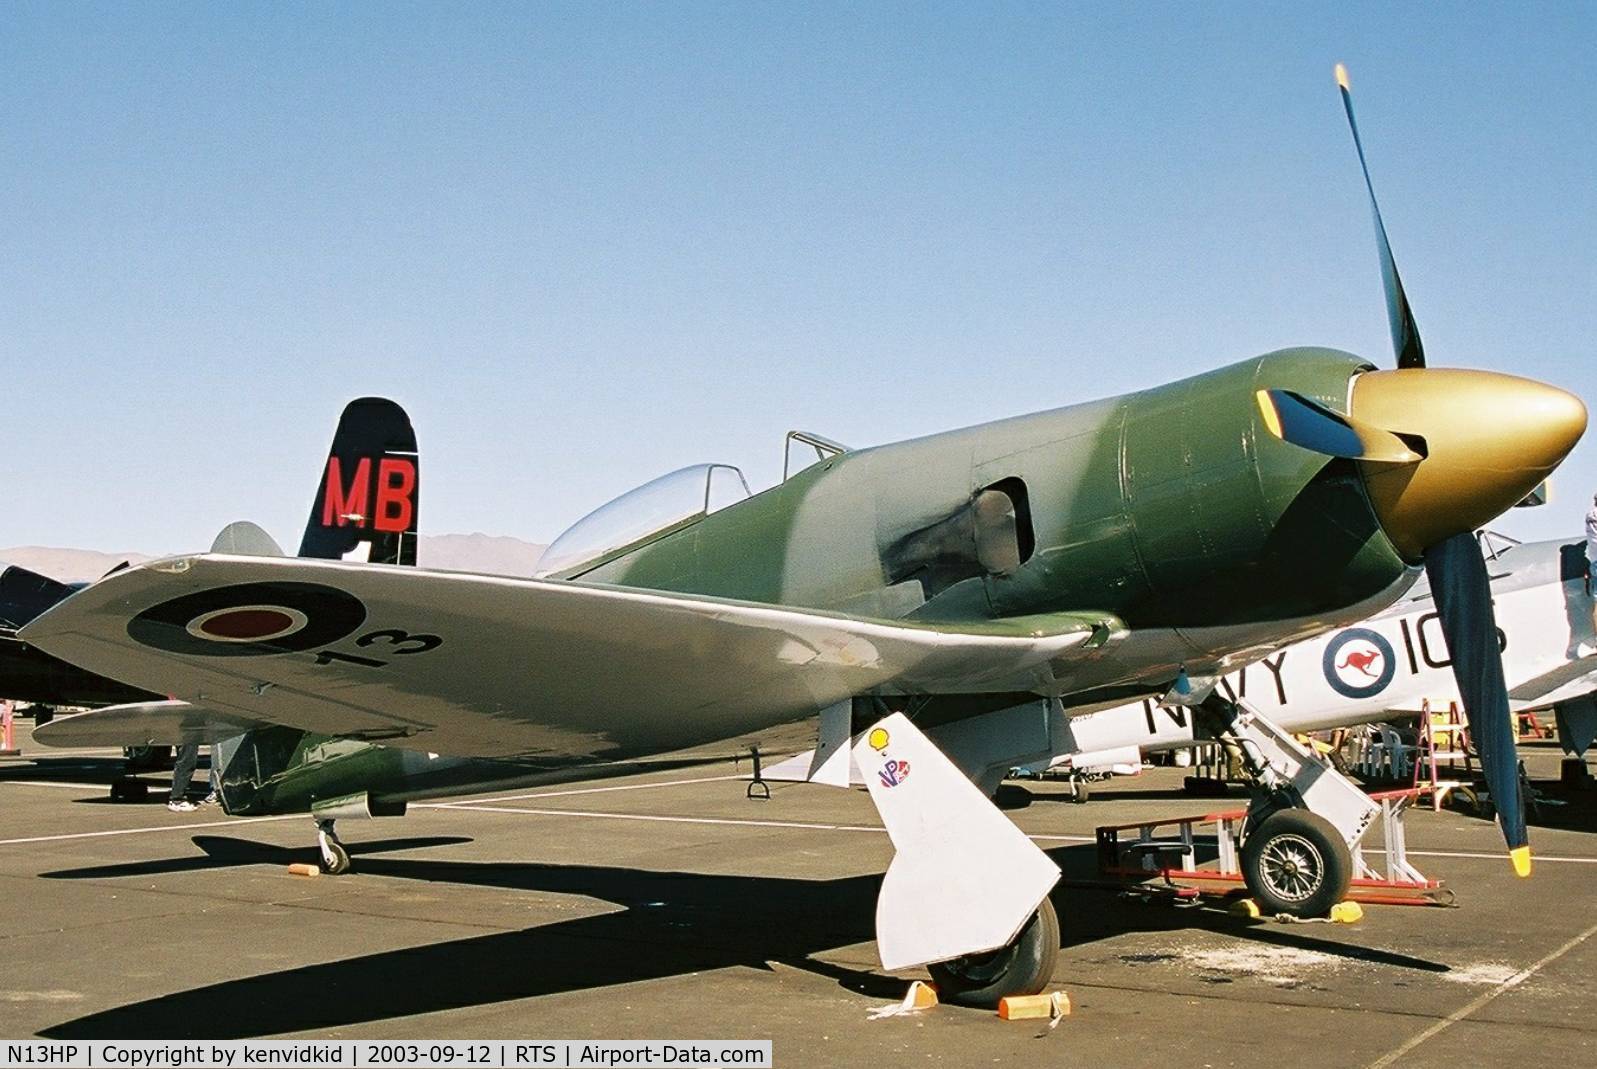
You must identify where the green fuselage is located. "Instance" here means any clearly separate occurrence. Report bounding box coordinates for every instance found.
[579,347,1404,628]
[222,348,1415,816]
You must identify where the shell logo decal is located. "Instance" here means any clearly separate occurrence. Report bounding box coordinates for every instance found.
[865,726,908,787]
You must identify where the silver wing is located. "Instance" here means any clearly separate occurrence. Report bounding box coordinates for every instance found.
[22,554,1123,760]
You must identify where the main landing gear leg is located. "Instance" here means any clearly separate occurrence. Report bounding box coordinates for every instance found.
[316,818,351,875]
[1198,697,1375,918]
[854,712,1061,1008]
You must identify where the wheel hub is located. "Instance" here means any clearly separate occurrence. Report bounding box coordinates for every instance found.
[1258,832,1325,903]
[943,943,1018,985]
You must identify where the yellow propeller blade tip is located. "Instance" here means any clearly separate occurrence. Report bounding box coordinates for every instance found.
[1254,390,1283,439]
[1510,846,1532,878]
[1334,63,1351,90]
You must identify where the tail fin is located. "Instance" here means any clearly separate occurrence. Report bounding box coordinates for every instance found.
[298,397,419,565]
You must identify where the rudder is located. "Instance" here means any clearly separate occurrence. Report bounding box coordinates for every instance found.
[298,397,419,565]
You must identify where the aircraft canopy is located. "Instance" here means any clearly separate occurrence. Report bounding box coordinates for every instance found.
[534,463,750,578]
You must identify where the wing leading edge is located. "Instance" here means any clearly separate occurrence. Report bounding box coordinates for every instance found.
[21,554,1123,761]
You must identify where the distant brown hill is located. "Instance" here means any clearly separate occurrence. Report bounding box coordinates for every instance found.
[415,533,548,576]
[0,547,155,583]
[0,534,547,583]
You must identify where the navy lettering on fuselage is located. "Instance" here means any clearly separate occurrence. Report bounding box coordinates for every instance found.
[1142,699,1189,735]
[1409,610,1507,671]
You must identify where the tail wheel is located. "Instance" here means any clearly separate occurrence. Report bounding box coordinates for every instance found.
[926,896,1059,1008]
[314,815,355,876]
[317,832,352,876]
[1241,809,1351,918]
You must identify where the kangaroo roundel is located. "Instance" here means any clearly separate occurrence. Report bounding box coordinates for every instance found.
[1321,627,1396,699]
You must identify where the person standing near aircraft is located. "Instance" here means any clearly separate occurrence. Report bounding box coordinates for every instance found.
[167,741,201,812]
[167,741,222,812]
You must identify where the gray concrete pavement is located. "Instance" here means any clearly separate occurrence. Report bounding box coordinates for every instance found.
[1,724,1594,1067]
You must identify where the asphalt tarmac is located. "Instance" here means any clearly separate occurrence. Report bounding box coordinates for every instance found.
[2,723,1594,1067]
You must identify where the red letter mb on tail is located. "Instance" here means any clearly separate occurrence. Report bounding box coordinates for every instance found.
[321,457,372,528]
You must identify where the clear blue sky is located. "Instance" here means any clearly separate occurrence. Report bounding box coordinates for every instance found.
[3,2,1593,554]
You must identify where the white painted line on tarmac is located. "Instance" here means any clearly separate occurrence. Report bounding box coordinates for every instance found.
[427,803,1102,842]
[7,784,1594,866]
[422,804,1597,861]
[423,802,888,834]
[0,814,303,847]
[0,780,109,790]
[1366,918,1597,1069]
[440,773,747,806]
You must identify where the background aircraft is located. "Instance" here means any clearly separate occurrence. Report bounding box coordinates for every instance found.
[1061,534,1597,772]
[18,68,1588,1007]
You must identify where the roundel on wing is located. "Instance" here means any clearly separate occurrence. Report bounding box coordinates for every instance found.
[1321,627,1397,700]
[127,582,366,657]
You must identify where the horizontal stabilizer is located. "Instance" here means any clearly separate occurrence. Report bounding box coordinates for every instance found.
[210,521,286,557]
[34,701,272,748]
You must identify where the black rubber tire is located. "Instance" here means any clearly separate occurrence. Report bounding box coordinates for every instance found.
[926,896,1059,1008]
[1070,780,1091,804]
[1241,809,1351,919]
[318,838,352,876]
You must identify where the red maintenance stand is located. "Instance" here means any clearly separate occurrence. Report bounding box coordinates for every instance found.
[1095,787,1452,909]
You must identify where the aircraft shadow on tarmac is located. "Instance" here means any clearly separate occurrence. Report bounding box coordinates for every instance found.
[0,756,129,783]
[38,836,477,880]
[38,838,1450,1039]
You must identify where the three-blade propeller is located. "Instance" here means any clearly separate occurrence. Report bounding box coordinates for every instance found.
[1335,63,1530,874]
